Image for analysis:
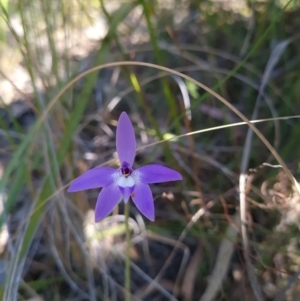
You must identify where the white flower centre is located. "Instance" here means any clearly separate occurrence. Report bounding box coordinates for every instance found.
[132,170,141,181]
[117,175,135,188]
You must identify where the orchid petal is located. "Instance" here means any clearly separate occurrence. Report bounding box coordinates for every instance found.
[135,164,182,184]
[119,186,135,203]
[132,182,154,221]
[68,167,117,192]
[116,112,136,166]
[95,183,122,222]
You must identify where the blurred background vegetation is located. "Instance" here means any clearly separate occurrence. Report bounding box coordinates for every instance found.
[0,0,300,300]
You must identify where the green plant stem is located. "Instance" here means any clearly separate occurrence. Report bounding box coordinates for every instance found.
[125,202,131,301]
[100,0,173,164]
[139,0,180,134]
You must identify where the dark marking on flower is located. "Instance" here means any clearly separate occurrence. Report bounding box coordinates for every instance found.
[121,161,132,178]
[131,193,135,198]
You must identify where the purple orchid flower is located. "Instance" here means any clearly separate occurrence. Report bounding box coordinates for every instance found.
[68,112,182,222]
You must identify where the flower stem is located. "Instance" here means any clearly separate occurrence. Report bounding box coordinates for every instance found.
[124,202,131,301]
